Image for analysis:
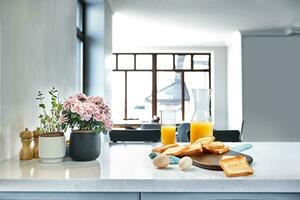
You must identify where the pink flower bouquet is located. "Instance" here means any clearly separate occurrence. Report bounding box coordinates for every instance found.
[61,93,112,133]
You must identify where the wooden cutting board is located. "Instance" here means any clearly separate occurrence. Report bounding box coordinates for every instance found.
[190,150,253,170]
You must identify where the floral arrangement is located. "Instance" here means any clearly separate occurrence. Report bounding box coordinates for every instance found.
[60,93,112,133]
[36,87,66,133]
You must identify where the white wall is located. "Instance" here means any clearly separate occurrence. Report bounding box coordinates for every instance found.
[242,35,300,141]
[112,46,228,129]
[0,0,79,160]
[0,8,2,161]
[226,32,243,131]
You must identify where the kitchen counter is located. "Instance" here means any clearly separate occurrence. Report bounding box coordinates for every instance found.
[0,142,300,195]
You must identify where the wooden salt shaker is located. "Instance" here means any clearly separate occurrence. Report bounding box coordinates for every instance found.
[32,128,42,158]
[19,128,33,160]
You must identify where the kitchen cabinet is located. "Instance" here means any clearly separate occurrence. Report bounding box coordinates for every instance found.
[141,192,300,200]
[0,192,139,200]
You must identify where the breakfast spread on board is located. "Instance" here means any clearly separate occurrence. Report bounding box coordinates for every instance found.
[150,136,254,177]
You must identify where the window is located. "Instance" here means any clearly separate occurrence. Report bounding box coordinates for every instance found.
[112,53,211,122]
[76,0,86,92]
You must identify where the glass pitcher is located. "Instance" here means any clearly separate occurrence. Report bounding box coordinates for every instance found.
[190,89,213,143]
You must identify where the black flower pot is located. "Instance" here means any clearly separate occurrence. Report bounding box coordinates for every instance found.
[69,131,101,161]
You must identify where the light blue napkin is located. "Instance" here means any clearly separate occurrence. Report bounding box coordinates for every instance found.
[231,143,252,153]
[149,152,180,164]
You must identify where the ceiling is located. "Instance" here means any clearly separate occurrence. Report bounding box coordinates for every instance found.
[108,0,300,49]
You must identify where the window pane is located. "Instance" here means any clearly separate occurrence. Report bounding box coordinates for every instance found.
[157,55,173,70]
[127,72,152,121]
[184,72,210,121]
[157,72,182,122]
[194,54,209,70]
[175,55,191,70]
[77,2,83,31]
[118,55,134,70]
[136,55,152,70]
[112,72,125,121]
[76,38,83,92]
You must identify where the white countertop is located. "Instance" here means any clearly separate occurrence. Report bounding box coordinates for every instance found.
[0,142,300,192]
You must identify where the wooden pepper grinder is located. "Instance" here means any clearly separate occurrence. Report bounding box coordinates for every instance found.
[32,128,42,158]
[19,128,33,160]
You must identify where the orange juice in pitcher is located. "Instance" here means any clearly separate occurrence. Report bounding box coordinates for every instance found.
[190,89,213,143]
[190,121,213,143]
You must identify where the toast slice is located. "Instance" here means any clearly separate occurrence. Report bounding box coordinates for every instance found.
[203,145,230,154]
[179,142,203,156]
[162,145,189,156]
[221,155,235,160]
[219,156,254,177]
[152,143,179,153]
[193,136,215,147]
[205,141,225,150]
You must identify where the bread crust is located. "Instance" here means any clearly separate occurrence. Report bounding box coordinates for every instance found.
[204,146,230,154]
[152,143,179,153]
[162,146,190,156]
[205,141,225,149]
[193,136,215,147]
[179,142,203,156]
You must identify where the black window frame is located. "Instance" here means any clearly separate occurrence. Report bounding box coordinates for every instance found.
[112,53,211,121]
[77,0,86,92]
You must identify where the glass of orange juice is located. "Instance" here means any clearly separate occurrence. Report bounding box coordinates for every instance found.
[160,110,177,145]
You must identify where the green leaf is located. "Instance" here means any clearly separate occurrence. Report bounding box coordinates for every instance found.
[51,101,57,107]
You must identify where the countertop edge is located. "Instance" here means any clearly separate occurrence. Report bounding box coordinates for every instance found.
[1,179,300,193]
